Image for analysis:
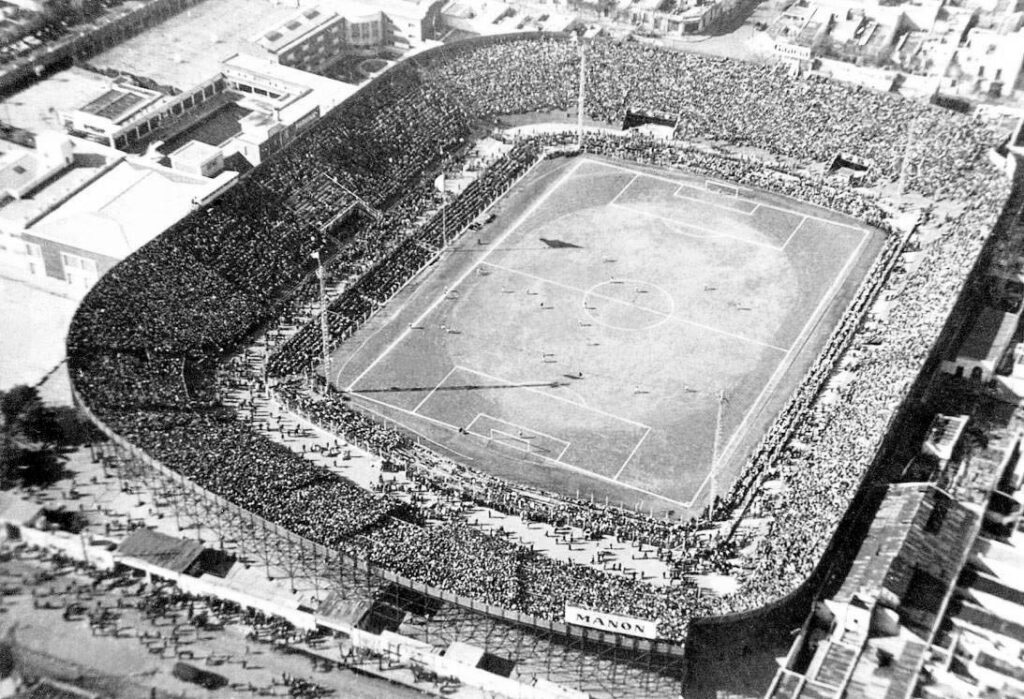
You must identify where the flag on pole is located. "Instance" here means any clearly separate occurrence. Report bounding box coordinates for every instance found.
[434,172,445,194]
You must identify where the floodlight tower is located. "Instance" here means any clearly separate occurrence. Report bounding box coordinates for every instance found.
[577,38,586,150]
[312,251,331,394]
[709,389,726,517]
[898,116,920,204]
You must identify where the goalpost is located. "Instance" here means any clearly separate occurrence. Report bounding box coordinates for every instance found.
[488,428,532,453]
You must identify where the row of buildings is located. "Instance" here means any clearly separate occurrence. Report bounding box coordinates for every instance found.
[769,0,1024,101]
[0,0,569,297]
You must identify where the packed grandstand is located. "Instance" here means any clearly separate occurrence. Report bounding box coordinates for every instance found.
[67,34,1012,644]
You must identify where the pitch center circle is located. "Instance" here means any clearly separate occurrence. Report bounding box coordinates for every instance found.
[582,279,675,331]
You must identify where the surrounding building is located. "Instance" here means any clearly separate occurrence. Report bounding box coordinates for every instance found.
[628,0,746,36]
[943,23,1024,101]
[0,133,235,296]
[50,52,354,164]
[767,409,1024,699]
[768,0,1024,102]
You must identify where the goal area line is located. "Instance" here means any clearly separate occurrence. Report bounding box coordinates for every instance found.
[466,412,571,462]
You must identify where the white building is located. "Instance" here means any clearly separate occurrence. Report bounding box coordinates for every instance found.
[0,135,235,297]
[944,24,1024,99]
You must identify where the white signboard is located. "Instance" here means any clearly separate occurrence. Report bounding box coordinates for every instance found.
[774,42,811,61]
[564,605,658,640]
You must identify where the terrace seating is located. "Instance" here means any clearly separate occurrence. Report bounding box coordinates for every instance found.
[69,35,1009,643]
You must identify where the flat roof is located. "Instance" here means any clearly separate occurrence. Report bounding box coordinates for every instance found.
[222,53,357,112]
[26,159,227,259]
[79,87,149,121]
[89,0,302,90]
[0,137,118,228]
[257,7,341,54]
[0,66,113,135]
[0,146,37,193]
[170,139,221,164]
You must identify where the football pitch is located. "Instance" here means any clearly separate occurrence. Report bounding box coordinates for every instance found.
[331,156,883,514]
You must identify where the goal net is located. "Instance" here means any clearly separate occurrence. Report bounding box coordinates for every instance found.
[489,428,531,453]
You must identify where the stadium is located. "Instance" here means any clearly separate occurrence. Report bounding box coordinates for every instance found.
[67,32,1014,697]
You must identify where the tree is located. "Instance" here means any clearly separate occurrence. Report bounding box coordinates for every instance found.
[0,385,86,489]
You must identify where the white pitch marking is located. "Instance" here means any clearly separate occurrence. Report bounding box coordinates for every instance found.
[351,387,687,508]
[470,411,571,452]
[412,365,459,414]
[609,173,639,207]
[781,216,809,250]
[682,224,872,508]
[346,158,587,392]
[613,427,652,481]
[589,157,866,231]
[481,261,790,353]
[456,364,651,431]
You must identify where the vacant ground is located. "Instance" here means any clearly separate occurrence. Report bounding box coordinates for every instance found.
[0,276,77,393]
[333,156,882,515]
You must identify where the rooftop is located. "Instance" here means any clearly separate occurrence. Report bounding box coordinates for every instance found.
[78,83,161,124]
[115,527,205,574]
[836,484,977,632]
[0,142,37,193]
[0,136,115,230]
[89,0,302,90]
[257,7,341,54]
[169,139,221,165]
[0,66,114,135]
[22,155,235,259]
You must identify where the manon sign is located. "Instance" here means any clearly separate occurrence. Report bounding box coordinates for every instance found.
[564,605,658,640]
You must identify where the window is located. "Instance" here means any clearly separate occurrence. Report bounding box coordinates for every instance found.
[61,252,97,288]
[61,252,96,273]
[24,242,42,277]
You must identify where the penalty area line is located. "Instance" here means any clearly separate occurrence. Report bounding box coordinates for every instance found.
[353,386,688,509]
[613,426,652,481]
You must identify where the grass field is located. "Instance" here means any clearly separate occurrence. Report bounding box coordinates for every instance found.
[331,156,882,514]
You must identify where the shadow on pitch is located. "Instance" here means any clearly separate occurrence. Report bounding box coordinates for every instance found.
[357,380,571,395]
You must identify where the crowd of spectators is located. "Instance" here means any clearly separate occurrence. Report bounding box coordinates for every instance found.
[419,37,1001,200]
[70,34,1012,643]
[268,142,542,377]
